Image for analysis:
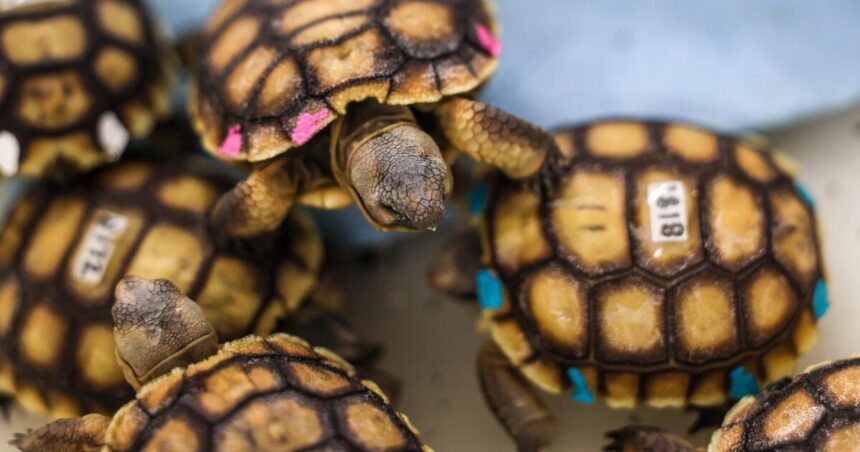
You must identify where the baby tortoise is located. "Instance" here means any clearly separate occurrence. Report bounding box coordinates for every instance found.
[14,276,430,451]
[0,159,324,418]
[191,0,559,236]
[607,355,860,451]
[0,0,176,179]
[429,119,828,450]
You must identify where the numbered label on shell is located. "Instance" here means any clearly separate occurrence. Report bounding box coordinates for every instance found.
[647,180,689,243]
[73,211,129,284]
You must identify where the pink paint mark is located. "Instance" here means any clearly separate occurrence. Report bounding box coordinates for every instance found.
[219,124,243,157]
[475,24,502,57]
[291,110,331,145]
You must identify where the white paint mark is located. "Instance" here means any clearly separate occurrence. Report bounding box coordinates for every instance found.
[0,130,20,176]
[97,112,129,160]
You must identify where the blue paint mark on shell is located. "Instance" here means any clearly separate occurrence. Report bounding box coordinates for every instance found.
[813,279,830,319]
[729,366,760,399]
[468,183,489,216]
[567,368,595,404]
[476,269,503,310]
[795,182,815,207]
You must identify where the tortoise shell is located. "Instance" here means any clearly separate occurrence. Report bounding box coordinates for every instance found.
[0,0,176,179]
[0,160,322,418]
[711,356,860,451]
[190,0,500,162]
[103,334,428,451]
[477,119,826,409]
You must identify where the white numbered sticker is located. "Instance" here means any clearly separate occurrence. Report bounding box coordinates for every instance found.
[647,181,688,243]
[73,211,129,284]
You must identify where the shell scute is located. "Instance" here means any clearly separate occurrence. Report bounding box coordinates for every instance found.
[704,174,767,271]
[594,275,666,365]
[214,392,329,451]
[632,166,703,277]
[770,187,820,290]
[550,167,631,276]
[740,266,799,348]
[284,361,358,397]
[2,15,86,65]
[672,272,740,364]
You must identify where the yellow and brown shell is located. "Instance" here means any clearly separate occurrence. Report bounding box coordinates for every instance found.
[190,0,500,162]
[477,119,826,409]
[711,356,860,451]
[103,334,429,451]
[0,0,176,179]
[0,159,322,419]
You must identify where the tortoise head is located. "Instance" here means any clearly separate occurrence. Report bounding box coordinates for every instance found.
[347,123,451,231]
[112,276,218,390]
[334,102,452,232]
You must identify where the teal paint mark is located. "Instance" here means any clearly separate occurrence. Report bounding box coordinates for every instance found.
[468,183,489,216]
[567,368,595,404]
[729,366,760,399]
[795,182,815,207]
[476,269,503,310]
[813,279,830,319]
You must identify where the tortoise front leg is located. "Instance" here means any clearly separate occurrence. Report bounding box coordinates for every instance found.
[13,414,111,452]
[210,157,299,238]
[435,97,556,179]
[478,341,556,452]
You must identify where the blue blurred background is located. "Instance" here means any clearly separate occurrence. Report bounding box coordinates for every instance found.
[154,0,860,132]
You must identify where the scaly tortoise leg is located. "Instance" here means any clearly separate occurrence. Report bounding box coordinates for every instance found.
[427,229,483,302]
[12,414,111,452]
[604,426,700,452]
[478,341,555,452]
[210,157,300,238]
[435,97,557,179]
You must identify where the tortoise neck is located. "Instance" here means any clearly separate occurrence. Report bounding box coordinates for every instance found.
[330,102,418,176]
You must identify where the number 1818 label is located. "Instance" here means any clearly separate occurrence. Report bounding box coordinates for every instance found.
[647,181,688,243]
